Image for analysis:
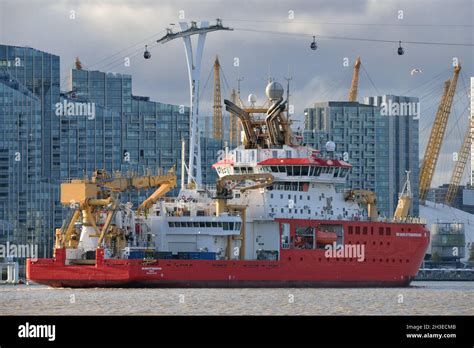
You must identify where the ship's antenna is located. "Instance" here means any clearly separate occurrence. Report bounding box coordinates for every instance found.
[236,74,244,107]
[284,65,292,118]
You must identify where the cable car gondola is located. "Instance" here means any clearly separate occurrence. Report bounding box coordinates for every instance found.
[310,36,317,51]
[397,41,404,55]
[144,45,151,59]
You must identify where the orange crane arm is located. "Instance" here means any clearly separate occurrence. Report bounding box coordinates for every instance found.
[445,119,472,205]
[348,57,361,102]
[419,64,461,201]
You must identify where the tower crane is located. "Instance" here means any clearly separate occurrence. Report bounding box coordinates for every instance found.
[419,64,461,201]
[348,57,361,102]
[445,116,473,205]
[213,56,223,140]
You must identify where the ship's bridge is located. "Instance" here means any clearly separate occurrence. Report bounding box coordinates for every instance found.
[212,145,351,184]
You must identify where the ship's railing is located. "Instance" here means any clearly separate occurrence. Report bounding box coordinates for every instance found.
[391,216,427,224]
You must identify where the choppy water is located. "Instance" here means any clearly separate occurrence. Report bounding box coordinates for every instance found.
[0,281,472,315]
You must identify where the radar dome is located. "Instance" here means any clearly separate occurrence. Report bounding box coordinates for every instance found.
[248,94,257,104]
[325,141,336,152]
[265,81,284,101]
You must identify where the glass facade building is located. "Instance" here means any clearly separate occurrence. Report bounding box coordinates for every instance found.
[59,93,122,179]
[0,71,59,257]
[0,45,62,257]
[0,45,61,179]
[303,98,419,218]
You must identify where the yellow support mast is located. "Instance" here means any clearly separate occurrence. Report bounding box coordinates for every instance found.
[419,64,461,201]
[213,56,223,140]
[445,116,473,205]
[348,57,361,102]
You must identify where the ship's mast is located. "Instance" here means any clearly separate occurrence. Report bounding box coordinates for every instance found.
[156,19,232,187]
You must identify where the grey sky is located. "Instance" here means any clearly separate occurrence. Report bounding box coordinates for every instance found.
[1,0,473,186]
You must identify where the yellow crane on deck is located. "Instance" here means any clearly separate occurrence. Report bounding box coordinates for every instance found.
[419,64,461,201]
[56,168,176,249]
[394,171,413,219]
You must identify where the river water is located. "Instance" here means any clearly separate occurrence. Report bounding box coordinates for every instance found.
[0,281,472,315]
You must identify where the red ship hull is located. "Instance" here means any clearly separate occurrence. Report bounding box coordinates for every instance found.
[27,220,429,288]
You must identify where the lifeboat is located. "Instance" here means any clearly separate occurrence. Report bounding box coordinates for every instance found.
[317,230,337,245]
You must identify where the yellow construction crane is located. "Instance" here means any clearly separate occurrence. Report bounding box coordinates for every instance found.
[57,168,176,248]
[394,171,413,219]
[345,189,378,221]
[213,56,223,140]
[348,57,361,102]
[445,117,473,205]
[419,64,461,201]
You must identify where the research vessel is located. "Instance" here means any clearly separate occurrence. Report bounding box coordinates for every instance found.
[27,81,429,287]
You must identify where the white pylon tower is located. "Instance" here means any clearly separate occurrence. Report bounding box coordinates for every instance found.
[157,19,232,187]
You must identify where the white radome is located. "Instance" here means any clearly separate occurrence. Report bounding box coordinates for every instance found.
[265,81,284,101]
[325,141,336,152]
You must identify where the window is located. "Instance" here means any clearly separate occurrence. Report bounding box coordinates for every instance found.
[293,166,301,176]
[386,227,391,236]
[281,223,290,249]
[355,226,360,235]
[294,226,315,249]
[348,226,353,234]
[363,226,368,235]
[379,227,384,235]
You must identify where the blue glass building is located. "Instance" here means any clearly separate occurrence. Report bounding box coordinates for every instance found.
[303,98,419,218]
[0,45,62,257]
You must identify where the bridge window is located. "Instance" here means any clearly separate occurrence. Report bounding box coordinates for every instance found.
[286,166,293,176]
[301,166,309,176]
[293,166,301,176]
[223,222,230,230]
[314,167,322,176]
